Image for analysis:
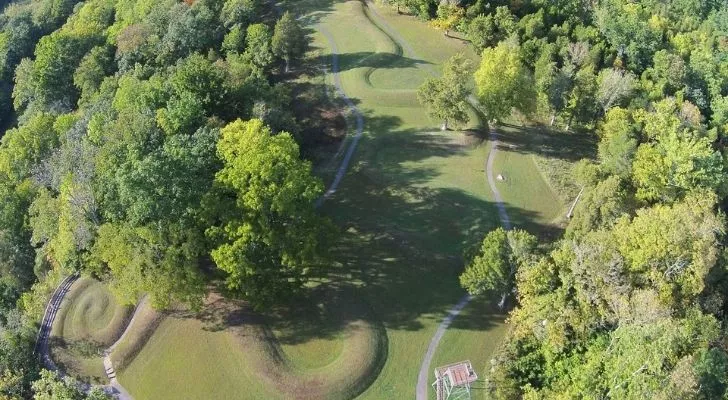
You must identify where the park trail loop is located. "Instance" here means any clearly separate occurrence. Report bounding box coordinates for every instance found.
[351,4,514,399]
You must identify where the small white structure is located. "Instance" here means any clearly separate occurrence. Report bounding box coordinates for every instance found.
[496,174,505,181]
[432,360,478,400]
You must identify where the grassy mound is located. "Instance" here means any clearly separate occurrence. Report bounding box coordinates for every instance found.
[108,297,163,372]
[117,291,386,400]
[50,277,133,383]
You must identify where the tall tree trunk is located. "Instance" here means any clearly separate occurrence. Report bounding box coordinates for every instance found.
[285,58,290,73]
[550,113,555,126]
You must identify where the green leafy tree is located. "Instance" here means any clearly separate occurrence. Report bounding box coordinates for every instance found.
[598,107,638,177]
[566,175,629,238]
[564,64,598,129]
[244,23,273,76]
[221,0,260,28]
[467,14,496,53]
[460,228,536,298]
[474,40,535,122]
[73,45,113,103]
[534,45,572,125]
[272,11,306,73]
[613,191,723,305]
[222,24,246,55]
[92,222,205,309]
[594,0,663,71]
[631,100,725,202]
[417,53,473,130]
[157,1,221,65]
[466,6,516,53]
[32,369,111,400]
[208,119,330,309]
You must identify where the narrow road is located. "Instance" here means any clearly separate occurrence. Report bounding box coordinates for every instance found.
[416,128,512,400]
[35,273,79,371]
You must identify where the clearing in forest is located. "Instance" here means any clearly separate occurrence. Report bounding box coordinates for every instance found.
[56,1,581,399]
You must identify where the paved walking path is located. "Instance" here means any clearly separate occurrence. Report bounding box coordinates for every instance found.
[348,4,515,398]
[315,27,365,208]
[35,273,80,371]
[415,127,513,400]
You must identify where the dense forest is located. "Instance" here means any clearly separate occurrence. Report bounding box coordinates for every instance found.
[0,0,727,398]
[421,0,728,398]
[0,0,322,396]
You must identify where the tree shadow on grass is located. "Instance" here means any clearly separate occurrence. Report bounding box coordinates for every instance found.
[313,51,432,73]
[495,123,597,163]
[303,110,553,335]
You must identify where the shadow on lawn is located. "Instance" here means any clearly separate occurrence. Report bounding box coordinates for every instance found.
[304,110,552,336]
[495,123,597,163]
[313,51,432,73]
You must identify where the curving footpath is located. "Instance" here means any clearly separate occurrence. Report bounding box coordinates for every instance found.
[349,4,515,399]
[415,128,513,400]
[311,3,515,398]
[35,273,80,371]
[314,29,365,208]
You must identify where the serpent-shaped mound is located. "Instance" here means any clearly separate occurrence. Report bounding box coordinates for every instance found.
[115,291,387,400]
[50,277,133,382]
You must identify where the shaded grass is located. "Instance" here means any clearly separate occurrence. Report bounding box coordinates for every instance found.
[117,1,572,399]
[497,123,597,208]
[118,292,386,400]
[49,277,132,383]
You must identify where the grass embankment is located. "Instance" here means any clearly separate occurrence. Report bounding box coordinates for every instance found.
[117,291,385,400]
[107,297,162,371]
[50,277,132,383]
[116,0,577,399]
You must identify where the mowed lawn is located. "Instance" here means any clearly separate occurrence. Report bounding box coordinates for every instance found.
[118,316,277,400]
[116,0,567,399]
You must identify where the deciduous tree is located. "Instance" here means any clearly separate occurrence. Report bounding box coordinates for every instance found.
[208,119,330,308]
[475,41,535,122]
[417,53,472,130]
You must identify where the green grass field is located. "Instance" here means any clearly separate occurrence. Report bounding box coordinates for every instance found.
[103,1,576,398]
[118,292,386,400]
[49,277,132,383]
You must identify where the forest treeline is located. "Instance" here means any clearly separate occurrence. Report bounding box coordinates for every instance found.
[0,0,727,398]
[0,0,321,396]
[410,0,728,398]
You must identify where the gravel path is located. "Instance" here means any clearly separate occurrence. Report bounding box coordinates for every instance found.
[415,127,512,400]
